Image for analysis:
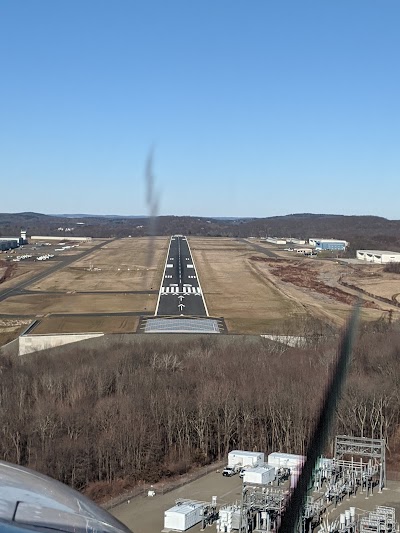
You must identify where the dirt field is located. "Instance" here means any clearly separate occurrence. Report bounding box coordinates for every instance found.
[32,315,139,334]
[0,292,156,315]
[189,238,307,333]
[111,468,400,533]
[249,256,399,325]
[29,237,168,292]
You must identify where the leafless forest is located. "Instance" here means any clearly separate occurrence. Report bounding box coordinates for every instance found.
[2,212,400,251]
[0,323,399,500]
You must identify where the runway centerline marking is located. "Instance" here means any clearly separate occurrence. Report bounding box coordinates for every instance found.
[155,235,208,317]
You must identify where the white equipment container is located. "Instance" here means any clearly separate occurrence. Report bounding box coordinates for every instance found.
[217,506,241,533]
[164,501,203,531]
[267,452,305,471]
[228,450,265,468]
[243,466,275,485]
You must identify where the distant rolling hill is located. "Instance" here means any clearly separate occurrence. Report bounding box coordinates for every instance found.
[1,212,399,252]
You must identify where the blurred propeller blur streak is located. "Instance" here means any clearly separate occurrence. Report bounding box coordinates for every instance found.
[278,303,361,533]
[145,148,160,277]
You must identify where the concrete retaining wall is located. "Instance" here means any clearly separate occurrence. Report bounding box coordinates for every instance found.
[260,334,307,347]
[19,333,104,355]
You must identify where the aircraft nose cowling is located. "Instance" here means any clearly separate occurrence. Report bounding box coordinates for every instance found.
[0,460,133,533]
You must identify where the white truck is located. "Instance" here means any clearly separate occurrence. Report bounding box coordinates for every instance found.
[222,466,237,477]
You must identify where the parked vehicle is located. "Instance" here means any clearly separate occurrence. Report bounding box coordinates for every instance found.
[222,466,236,477]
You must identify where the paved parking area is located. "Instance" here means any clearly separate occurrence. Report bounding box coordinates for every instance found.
[111,472,400,533]
[111,471,242,533]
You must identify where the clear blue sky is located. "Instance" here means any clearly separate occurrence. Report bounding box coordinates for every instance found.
[1,1,399,218]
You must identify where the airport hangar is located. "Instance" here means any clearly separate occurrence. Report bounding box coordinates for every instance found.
[308,238,348,251]
[0,230,27,251]
[357,250,400,264]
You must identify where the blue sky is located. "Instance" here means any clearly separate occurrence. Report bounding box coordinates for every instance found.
[0,1,399,218]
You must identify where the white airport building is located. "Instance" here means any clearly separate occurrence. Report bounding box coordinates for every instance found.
[0,230,27,250]
[308,238,348,251]
[30,236,92,242]
[263,237,287,245]
[295,248,313,255]
[289,238,306,245]
[356,250,400,264]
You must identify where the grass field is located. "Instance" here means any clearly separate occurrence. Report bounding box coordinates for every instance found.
[343,265,400,302]
[189,237,307,333]
[0,238,167,337]
[3,236,397,338]
[0,239,106,291]
[0,318,32,347]
[0,293,156,315]
[32,315,139,334]
[355,279,400,301]
[0,261,57,290]
[29,237,168,292]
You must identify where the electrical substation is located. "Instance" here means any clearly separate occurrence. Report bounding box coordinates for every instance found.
[161,435,398,533]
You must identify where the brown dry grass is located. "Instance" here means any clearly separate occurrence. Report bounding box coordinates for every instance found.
[355,279,400,302]
[189,237,307,333]
[33,315,139,334]
[343,264,400,302]
[0,293,156,315]
[250,257,399,325]
[0,261,56,290]
[0,238,167,333]
[30,237,168,292]
[189,238,398,331]
[0,331,18,347]
[0,265,8,280]
[0,318,32,347]
[0,240,105,290]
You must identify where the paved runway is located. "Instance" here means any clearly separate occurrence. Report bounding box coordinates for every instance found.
[237,238,278,258]
[155,235,208,316]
